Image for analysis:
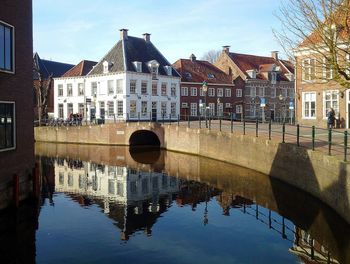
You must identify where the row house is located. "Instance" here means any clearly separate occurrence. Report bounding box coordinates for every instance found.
[173,54,242,119]
[33,52,74,120]
[54,29,181,122]
[293,13,350,128]
[215,47,295,121]
[0,0,35,208]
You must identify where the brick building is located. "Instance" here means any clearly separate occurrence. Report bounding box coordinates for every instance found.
[215,47,295,121]
[0,0,35,207]
[173,54,242,119]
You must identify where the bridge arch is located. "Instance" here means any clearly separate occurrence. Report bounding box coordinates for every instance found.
[129,130,161,147]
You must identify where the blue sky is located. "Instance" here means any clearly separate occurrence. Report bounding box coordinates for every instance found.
[33,0,285,65]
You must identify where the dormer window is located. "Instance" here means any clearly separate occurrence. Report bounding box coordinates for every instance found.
[164,65,172,76]
[246,69,257,79]
[147,60,159,80]
[184,72,192,79]
[271,72,277,84]
[133,61,142,73]
[207,73,215,79]
[103,60,112,74]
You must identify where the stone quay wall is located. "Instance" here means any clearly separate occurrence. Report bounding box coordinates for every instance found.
[35,123,350,224]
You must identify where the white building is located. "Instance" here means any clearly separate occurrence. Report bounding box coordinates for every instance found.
[53,29,181,122]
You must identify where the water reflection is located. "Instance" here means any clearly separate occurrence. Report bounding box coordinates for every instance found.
[33,143,350,264]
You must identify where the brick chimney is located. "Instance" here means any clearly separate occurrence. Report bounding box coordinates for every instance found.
[271,51,279,60]
[120,29,128,40]
[190,54,196,62]
[222,46,230,54]
[143,33,151,42]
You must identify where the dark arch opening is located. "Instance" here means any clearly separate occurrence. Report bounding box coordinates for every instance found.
[129,130,161,147]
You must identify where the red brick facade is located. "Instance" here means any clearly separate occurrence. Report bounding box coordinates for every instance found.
[0,0,34,206]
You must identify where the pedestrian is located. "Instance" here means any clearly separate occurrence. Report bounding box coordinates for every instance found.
[327,108,335,129]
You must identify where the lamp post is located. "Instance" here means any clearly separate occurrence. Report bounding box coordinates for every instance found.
[278,94,288,123]
[202,82,208,128]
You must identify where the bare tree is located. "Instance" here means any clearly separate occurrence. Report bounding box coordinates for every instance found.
[33,65,52,125]
[274,0,350,88]
[201,49,221,64]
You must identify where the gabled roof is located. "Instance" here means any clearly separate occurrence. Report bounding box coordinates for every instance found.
[33,53,74,79]
[88,36,180,77]
[62,60,97,77]
[227,52,294,81]
[172,57,232,84]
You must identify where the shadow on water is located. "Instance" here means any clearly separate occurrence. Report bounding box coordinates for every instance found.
[269,143,350,263]
[30,142,350,264]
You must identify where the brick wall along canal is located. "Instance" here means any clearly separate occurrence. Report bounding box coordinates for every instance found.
[26,143,350,264]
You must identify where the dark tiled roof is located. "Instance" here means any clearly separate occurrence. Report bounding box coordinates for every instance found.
[172,58,232,84]
[88,36,180,77]
[33,53,74,79]
[62,60,97,77]
[228,52,293,81]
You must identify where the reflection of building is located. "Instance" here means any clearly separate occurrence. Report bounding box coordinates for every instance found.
[0,0,35,208]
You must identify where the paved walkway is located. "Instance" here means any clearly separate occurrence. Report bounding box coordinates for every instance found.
[175,120,349,161]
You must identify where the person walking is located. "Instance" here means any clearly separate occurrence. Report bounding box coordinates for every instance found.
[327,108,335,129]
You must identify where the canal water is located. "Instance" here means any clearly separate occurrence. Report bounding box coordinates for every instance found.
[3,143,350,264]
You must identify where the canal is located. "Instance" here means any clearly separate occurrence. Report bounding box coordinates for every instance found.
[1,143,349,264]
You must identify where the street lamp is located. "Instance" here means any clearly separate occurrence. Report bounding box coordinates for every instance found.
[278,94,287,123]
[202,81,208,127]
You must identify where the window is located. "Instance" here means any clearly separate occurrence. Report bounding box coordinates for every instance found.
[323,59,333,79]
[271,72,277,84]
[181,87,188,96]
[116,79,123,94]
[0,22,14,72]
[152,82,158,96]
[190,87,197,96]
[190,103,197,116]
[171,102,176,117]
[302,58,316,81]
[141,101,148,117]
[258,87,265,97]
[108,80,114,95]
[117,183,124,197]
[302,92,316,118]
[181,102,188,108]
[208,88,215,97]
[323,90,339,118]
[58,104,64,118]
[130,100,137,118]
[161,102,167,116]
[200,88,205,96]
[216,88,223,97]
[108,180,115,195]
[108,101,114,117]
[58,84,63,97]
[271,87,276,98]
[117,101,123,117]
[67,103,73,117]
[164,65,172,76]
[78,103,84,115]
[99,101,105,118]
[130,80,136,94]
[78,83,84,96]
[161,83,167,96]
[209,103,215,116]
[0,102,15,150]
[217,103,223,116]
[225,89,231,97]
[250,87,256,97]
[103,61,109,74]
[133,61,142,72]
[91,82,97,97]
[236,89,242,97]
[67,84,73,96]
[141,81,148,95]
[171,83,176,97]
[151,66,158,79]
[236,105,242,114]
[225,103,231,108]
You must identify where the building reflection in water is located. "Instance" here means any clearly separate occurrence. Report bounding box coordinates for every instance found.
[34,143,350,264]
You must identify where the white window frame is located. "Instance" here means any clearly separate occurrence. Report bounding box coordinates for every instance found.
[208,88,215,97]
[181,87,188,96]
[322,58,333,80]
[190,103,197,116]
[217,88,223,97]
[236,105,242,114]
[225,89,231,97]
[302,92,316,119]
[78,83,84,96]
[236,89,242,97]
[0,101,16,152]
[58,84,64,97]
[323,90,339,118]
[130,80,137,94]
[302,58,316,81]
[190,87,197,96]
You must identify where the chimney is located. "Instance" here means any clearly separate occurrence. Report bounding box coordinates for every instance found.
[120,28,128,40]
[143,33,151,42]
[222,46,230,54]
[271,51,279,60]
[190,54,196,62]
